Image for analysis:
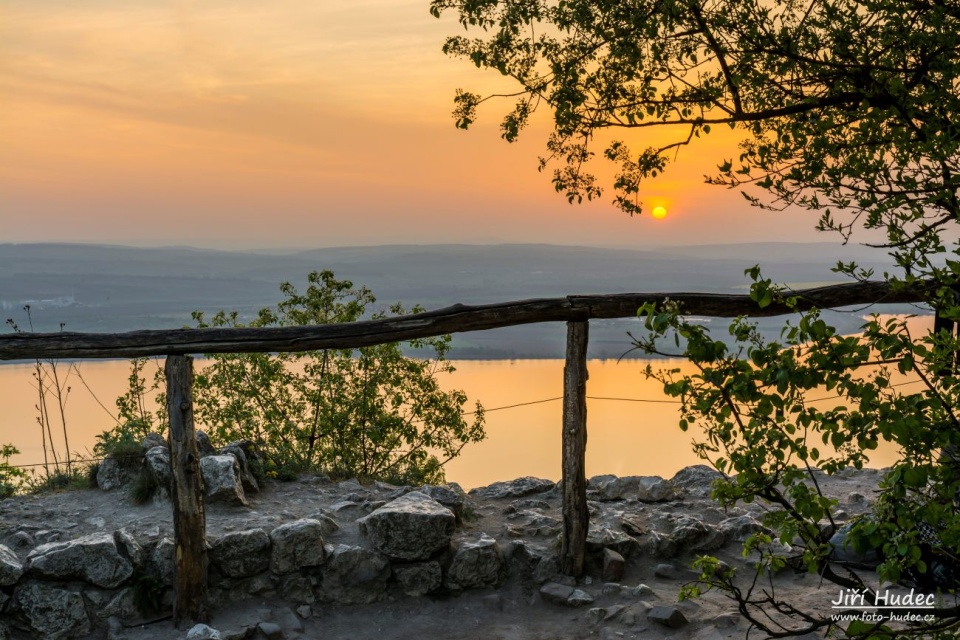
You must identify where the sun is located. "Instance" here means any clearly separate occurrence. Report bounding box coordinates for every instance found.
[651,205,668,219]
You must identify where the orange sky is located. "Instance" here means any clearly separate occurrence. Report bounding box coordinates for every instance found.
[0,0,825,249]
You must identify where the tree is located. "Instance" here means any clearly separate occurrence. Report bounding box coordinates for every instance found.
[432,1,960,636]
[192,270,485,485]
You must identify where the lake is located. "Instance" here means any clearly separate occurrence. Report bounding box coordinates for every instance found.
[0,342,918,490]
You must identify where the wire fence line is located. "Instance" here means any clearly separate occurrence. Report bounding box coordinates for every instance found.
[4,379,927,471]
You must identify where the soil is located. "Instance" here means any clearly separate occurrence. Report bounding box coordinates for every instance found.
[0,467,902,639]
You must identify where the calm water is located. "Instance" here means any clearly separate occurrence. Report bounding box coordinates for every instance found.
[0,347,916,489]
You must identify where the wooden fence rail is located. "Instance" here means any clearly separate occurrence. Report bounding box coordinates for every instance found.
[0,281,932,629]
[0,281,925,361]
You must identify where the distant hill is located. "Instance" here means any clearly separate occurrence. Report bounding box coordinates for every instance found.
[0,242,915,358]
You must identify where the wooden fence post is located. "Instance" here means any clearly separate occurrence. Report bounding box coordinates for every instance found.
[561,320,589,577]
[165,355,209,628]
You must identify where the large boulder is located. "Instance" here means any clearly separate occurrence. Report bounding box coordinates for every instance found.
[0,544,23,586]
[320,545,390,604]
[26,533,133,588]
[195,430,217,457]
[469,477,556,499]
[588,475,678,502]
[141,432,166,453]
[96,457,136,491]
[269,519,327,575]
[144,446,172,496]
[15,582,91,639]
[201,455,248,506]
[587,526,641,558]
[445,534,506,590]
[220,443,259,494]
[358,492,455,561]
[151,537,175,586]
[670,465,725,498]
[210,529,271,578]
[417,484,467,521]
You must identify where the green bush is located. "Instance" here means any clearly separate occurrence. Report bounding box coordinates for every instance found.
[0,444,26,498]
[192,270,485,484]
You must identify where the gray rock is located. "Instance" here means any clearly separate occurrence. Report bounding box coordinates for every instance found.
[27,533,133,588]
[602,548,625,582]
[417,483,466,521]
[195,430,217,457]
[393,561,442,596]
[6,530,35,551]
[141,432,165,453]
[296,604,312,619]
[113,529,144,569]
[647,604,689,628]
[144,446,172,496]
[269,519,327,575]
[539,581,574,605]
[588,475,678,502]
[587,526,641,558]
[847,492,867,505]
[210,529,271,578]
[96,457,132,491]
[654,563,700,580]
[221,443,259,494]
[257,622,284,640]
[15,582,92,639]
[719,515,768,542]
[358,492,455,561]
[0,544,23,586]
[829,523,881,568]
[568,589,594,606]
[320,545,390,604]
[445,534,505,590]
[278,574,315,604]
[469,477,556,499]
[670,516,725,551]
[186,623,222,639]
[670,465,724,498]
[201,455,248,505]
[151,537,175,586]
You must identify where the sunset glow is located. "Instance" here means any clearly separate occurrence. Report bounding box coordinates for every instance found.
[0,1,824,249]
[651,206,668,219]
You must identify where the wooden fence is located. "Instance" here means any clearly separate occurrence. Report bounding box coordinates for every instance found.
[0,281,930,628]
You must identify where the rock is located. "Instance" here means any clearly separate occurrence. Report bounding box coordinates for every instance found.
[6,530,35,551]
[469,477,556,499]
[320,545,390,604]
[201,455,248,505]
[113,529,144,569]
[568,589,594,606]
[186,623,222,639]
[195,430,217,457]
[588,475,678,502]
[15,582,92,639]
[105,616,125,640]
[141,432,165,452]
[670,516,725,551]
[670,465,724,498]
[719,515,768,542]
[144,446,172,495]
[602,548,625,582]
[417,483,466,521]
[269,519,327,575]
[506,510,562,537]
[296,604,312,619]
[621,583,655,597]
[445,534,506,590]
[0,544,23,586]
[654,563,699,580]
[829,523,881,568]
[847,492,866,505]
[210,529,271,578]
[278,574,315,604]
[358,492,455,561]
[587,525,641,558]
[393,561,442,596]
[276,607,303,632]
[97,457,135,491]
[712,612,740,628]
[151,537,175,586]
[647,604,689,628]
[221,443,259,494]
[305,513,340,536]
[27,532,133,588]
[257,622,284,640]
[539,581,575,605]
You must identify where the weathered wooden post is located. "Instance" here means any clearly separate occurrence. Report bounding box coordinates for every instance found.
[561,320,589,577]
[165,355,209,627]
